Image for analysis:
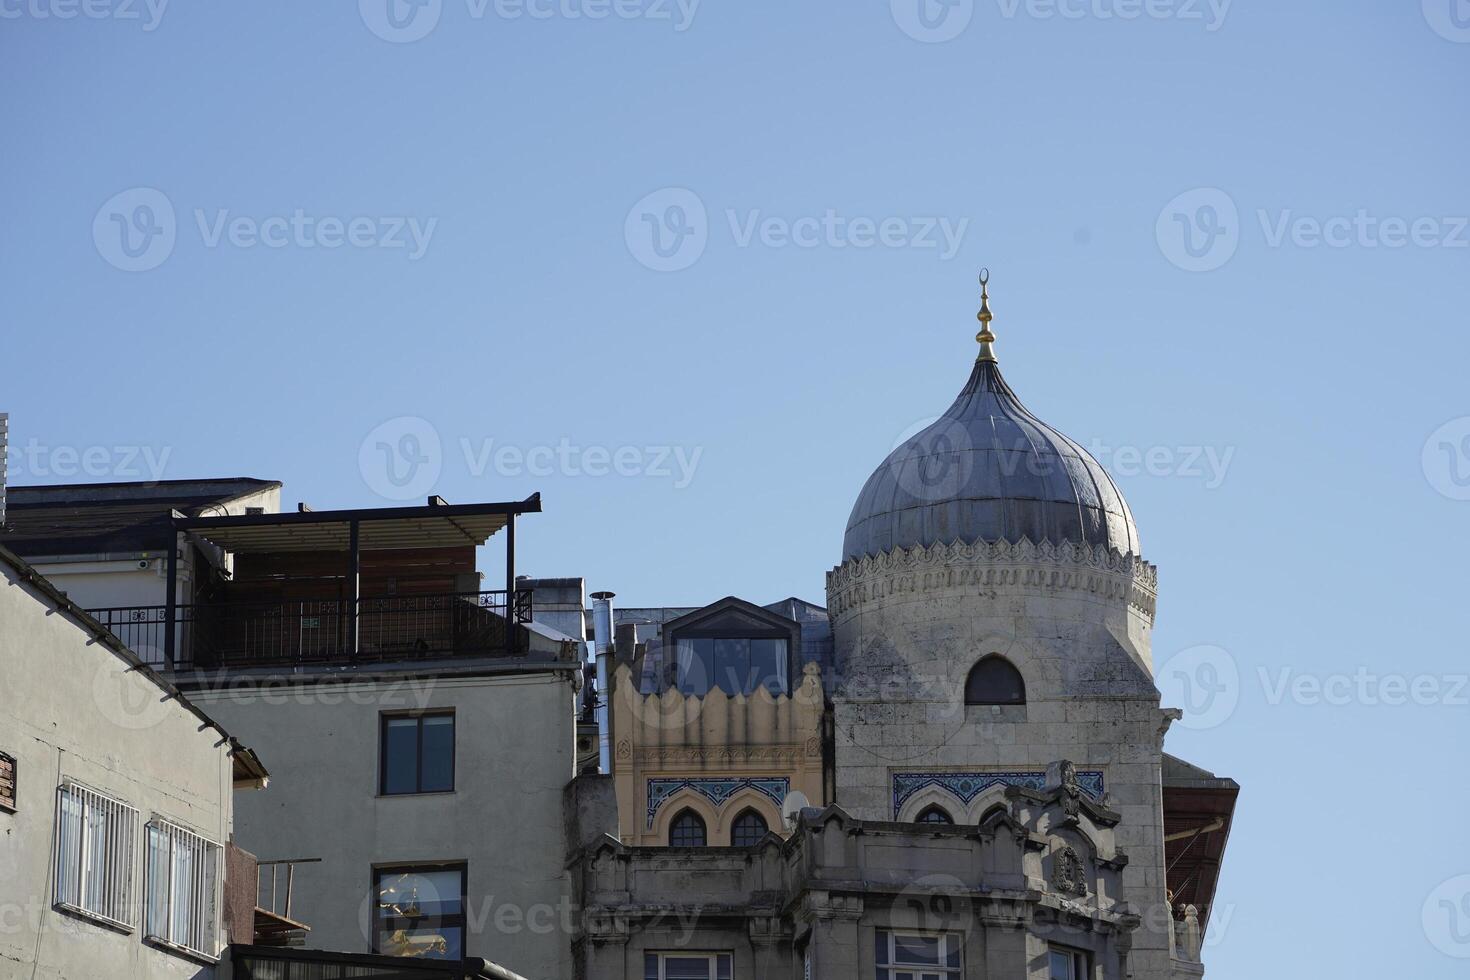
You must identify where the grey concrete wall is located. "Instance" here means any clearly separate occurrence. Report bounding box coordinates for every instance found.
[0,556,234,980]
[190,670,577,980]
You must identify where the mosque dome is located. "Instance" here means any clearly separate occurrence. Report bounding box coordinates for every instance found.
[841,275,1140,564]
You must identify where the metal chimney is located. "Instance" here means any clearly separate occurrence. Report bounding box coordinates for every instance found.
[0,413,8,526]
[590,591,615,774]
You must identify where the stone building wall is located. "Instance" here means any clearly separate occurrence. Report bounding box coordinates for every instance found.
[827,539,1175,980]
[610,661,825,846]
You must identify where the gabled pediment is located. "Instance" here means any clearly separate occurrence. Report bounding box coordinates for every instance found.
[665,596,800,638]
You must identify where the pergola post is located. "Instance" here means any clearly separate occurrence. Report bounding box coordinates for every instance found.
[163,527,178,670]
[505,513,517,651]
[347,519,361,658]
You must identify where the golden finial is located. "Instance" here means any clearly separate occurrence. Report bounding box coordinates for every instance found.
[975,268,997,362]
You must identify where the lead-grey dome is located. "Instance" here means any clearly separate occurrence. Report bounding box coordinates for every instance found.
[843,358,1140,563]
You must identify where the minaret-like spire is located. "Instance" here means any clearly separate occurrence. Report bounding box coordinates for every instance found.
[975,268,997,363]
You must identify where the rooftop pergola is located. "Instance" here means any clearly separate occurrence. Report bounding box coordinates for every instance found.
[156,494,542,668]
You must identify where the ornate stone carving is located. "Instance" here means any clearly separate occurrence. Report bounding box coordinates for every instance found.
[1052,845,1088,896]
[825,537,1157,622]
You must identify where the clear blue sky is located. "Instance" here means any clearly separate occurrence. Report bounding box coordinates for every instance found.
[4,1,1468,975]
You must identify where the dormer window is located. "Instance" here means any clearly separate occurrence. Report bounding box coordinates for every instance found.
[674,637,790,696]
[659,597,803,697]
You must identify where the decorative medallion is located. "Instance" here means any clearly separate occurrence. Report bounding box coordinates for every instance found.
[1052,845,1088,896]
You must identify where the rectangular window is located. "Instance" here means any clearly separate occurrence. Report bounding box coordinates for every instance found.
[673,637,790,695]
[144,819,222,959]
[1049,947,1090,980]
[380,712,455,795]
[874,928,961,980]
[0,752,15,812]
[374,864,466,960]
[53,782,138,930]
[644,952,733,980]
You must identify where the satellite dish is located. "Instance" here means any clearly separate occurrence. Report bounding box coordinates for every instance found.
[781,790,811,831]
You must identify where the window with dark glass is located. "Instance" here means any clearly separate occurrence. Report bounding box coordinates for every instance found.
[964,655,1026,706]
[380,712,454,795]
[644,951,732,980]
[916,805,954,825]
[1049,947,1090,980]
[730,809,769,846]
[373,864,466,960]
[0,752,14,812]
[669,809,707,847]
[673,637,790,695]
[875,928,962,980]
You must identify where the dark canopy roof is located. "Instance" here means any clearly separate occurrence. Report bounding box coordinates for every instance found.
[1163,752,1239,930]
[177,495,541,553]
[2,478,280,556]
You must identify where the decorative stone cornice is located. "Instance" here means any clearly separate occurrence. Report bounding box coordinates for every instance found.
[826,537,1158,623]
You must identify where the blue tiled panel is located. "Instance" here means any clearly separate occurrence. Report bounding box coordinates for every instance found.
[646,776,790,828]
[891,770,1105,816]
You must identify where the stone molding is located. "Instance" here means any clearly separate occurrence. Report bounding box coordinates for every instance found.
[826,537,1158,622]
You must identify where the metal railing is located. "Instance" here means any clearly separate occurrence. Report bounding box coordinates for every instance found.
[88,589,533,670]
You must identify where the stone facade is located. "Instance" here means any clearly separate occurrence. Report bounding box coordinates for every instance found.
[825,537,1178,979]
[610,661,825,846]
[574,765,1139,979]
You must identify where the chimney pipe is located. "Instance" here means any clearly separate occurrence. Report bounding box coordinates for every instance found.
[590,591,615,774]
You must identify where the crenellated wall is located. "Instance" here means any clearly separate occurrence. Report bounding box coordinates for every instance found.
[609,661,826,845]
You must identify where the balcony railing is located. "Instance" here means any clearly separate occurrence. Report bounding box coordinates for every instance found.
[88,589,533,670]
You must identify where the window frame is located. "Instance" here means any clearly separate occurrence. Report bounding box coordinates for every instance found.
[730,808,770,847]
[379,710,456,796]
[143,816,223,961]
[963,654,1027,706]
[672,635,792,697]
[874,927,963,980]
[915,805,954,825]
[1048,945,1091,980]
[371,861,468,960]
[644,950,733,980]
[0,751,15,813]
[668,809,708,847]
[52,781,138,931]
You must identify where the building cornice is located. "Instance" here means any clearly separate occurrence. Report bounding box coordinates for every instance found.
[826,537,1158,622]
